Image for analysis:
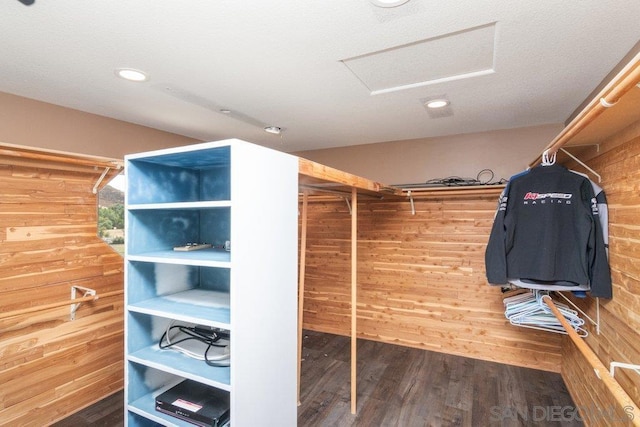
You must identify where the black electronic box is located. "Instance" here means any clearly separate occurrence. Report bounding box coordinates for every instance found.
[155,379,230,427]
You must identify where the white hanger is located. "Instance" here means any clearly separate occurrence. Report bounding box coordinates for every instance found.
[541,149,557,166]
[504,290,587,337]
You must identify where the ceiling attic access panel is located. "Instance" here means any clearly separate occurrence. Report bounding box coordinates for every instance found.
[126,145,231,204]
[340,23,496,95]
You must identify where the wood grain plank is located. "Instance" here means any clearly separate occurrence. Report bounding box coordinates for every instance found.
[301,194,564,372]
[0,157,124,425]
[560,119,640,423]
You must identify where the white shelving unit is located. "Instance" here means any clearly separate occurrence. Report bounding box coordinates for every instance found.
[124,139,299,426]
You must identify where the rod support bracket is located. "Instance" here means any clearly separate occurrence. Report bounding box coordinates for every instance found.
[92,167,111,194]
[610,362,640,379]
[408,191,415,215]
[553,291,600,335]
[70,286,97,320]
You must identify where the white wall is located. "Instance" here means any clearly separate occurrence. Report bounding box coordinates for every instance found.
[0,91,198,159]
[295,124,563,185]
[1,90,563,185]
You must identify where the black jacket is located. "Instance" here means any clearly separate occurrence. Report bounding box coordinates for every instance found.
[485,164,612,298]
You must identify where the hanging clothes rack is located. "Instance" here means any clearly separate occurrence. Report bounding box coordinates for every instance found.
[530,51,640,168]
[516,53,640,423]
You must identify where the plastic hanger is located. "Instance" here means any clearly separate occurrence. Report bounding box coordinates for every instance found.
[541,149,557,166]
[503,290,587,337]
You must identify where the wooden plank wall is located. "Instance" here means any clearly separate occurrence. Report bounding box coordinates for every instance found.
[301,192,564,373]
[0,161,124,426]
[561,121,640,425]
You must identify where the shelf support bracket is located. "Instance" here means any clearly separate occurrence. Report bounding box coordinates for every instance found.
[70,286,98,320]
[559,148,602,183]
[345,197,352,215]
[408,191,415,215]
[554,291,600,335]
[93,167,111,194]
[610,362,640,379]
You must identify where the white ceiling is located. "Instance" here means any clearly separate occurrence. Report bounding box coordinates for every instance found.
[2,1,639,153]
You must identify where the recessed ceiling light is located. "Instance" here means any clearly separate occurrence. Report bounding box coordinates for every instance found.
[115,68,149,82]
[369,0,410,7]
[264,126,282,135]
[425,99,450,109]
[220,109,232,114]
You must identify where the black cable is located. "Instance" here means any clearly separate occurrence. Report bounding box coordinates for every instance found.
[425,176,478,186]
[159,325,230,366]
[204,344,230,367]
[159,325,226,349]
[476,169,493,184]
[422,169,507,187]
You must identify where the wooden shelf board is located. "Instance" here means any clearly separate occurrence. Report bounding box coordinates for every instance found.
[400,184,506,198]
[128,346,231,390]
[298,157,403,198]
[298,157,506,200]
[128,289,231,328]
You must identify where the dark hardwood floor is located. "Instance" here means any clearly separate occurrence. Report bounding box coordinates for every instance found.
[53,330,582,426]
[52,389,124,427]
[298,331,581,426]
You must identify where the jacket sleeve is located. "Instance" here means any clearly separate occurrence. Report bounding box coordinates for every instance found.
[593,184,609,258]
[583,181,613,298]
[485,187,509,285]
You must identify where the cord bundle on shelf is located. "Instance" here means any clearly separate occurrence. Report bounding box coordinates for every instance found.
[159,321,231,367]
